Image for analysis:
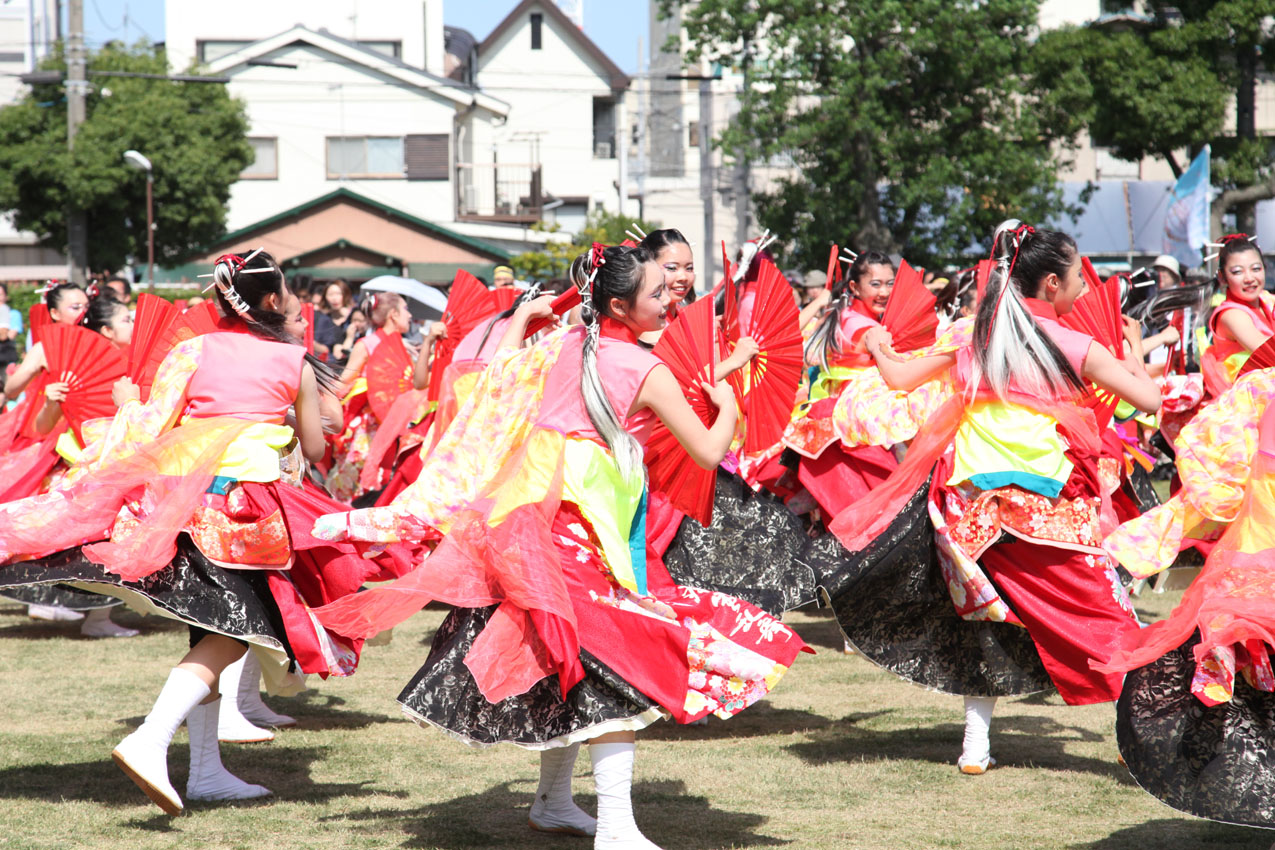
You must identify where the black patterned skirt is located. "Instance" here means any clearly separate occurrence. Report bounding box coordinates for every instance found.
[399,604,663,749]
[1117,632,1275,829]
[660,470,817,617]
[1,583,121,611]
[799,482,1053,697]
[0,537,295,660]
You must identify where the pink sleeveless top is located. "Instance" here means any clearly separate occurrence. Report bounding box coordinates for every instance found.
[184,333,306,424]
[454,316,512,365]
[829,299,880,368]
[1210,296,1275,344]
[1024,299,1093,376]
[537,326,663,448]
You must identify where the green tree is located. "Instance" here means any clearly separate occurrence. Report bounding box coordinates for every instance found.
[661,0,1081,267]
[1033,1,1275,236]
[509,209,663,280]
[0,41,252,273]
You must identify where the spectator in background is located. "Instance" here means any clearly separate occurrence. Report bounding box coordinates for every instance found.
[492,266,516,289]
[321,280,355,330]
[329,307,369,368]
[801,270,827,306]
[1153,254,1182,290]
[104,276,132,304]
[0,283,22,376]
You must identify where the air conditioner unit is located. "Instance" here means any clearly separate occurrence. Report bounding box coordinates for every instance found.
[594,142,613,159]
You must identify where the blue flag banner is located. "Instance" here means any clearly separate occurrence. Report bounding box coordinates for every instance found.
[1163,145,1211,269]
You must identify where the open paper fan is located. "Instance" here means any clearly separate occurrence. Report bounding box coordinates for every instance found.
[825,243,841,290]
[648,296,719,525]
[491,287,520,313]
[301,303,315,354]
[731,260,803,453]
[428,270,498,402]
[524,287,581,339]
[42,323,127,441]
[127,294,179,385]
[1059,259,1123,427]
[880,259,938,352]
[1239,337,1275,378]
[28,303,50,345]
[366,333,414,422]
[975,259,995,302]
[138,300,227,400]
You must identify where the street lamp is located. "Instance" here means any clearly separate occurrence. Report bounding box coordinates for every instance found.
[123,150,154,290]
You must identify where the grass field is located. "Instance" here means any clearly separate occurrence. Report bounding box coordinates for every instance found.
[1,591,1270,850]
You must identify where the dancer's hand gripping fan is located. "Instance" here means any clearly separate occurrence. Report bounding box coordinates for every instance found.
[523,287,582,340]
[136,300,225,402]
[365,333,415,422]
[879,259,938,353]
[722,257,803,453]
[1058,257,1123,428]
[647,296,720,526]
[42,323,127,441]
[428,270,498,402]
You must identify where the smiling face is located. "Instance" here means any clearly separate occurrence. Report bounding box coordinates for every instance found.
[609,261,669,334]
[850,263,894,318]
[656,241,695,305]
[1046,254,1087,316]
[282,292,306,342]
[1220,248,1266,304]
[50,288,89,324]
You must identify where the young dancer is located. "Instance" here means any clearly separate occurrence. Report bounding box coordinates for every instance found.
[1200,233,1271,396]
[311,244,809,850]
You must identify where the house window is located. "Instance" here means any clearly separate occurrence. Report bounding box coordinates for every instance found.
[241,137,278,179]
[531,13,543,50]
[196,40,251,64]
[326,137,405,179]
[593,98,616,159]
[405,134,450,180]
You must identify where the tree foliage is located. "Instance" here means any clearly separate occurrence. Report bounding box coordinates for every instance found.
[0,41,252,272]
[1032,1,1275,232]
[509,209,663,280]
[662,0,1081,267]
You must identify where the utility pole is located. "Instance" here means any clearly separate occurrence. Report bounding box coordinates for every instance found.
[667,70,722,284]
[66,0,88,284]
[733,34,752,248]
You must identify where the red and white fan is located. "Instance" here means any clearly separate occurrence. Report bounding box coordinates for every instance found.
[42,323,127,441]
[647,296,720,525]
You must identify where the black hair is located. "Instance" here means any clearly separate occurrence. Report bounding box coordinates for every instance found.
[1217,234,1264,287]
[80,293,127,334]
[971,226,1086,401]
[804,250,893,369]
[210,249,339,394]
[105,276,131,299]
[44,282,85,310]
[640,228,697,306]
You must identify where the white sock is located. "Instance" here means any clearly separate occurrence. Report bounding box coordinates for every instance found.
[960,696,997,767]
[112,667,211,814]
[186,697,272,802]
[590,742,661,849]
[529,743,596,835]
[236,652,295,727]
[217,656,274,742]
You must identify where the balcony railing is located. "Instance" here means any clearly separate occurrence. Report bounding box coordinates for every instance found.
[456,162,544,224]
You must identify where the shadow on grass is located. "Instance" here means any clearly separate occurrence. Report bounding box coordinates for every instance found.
[325,777,787,849]
[273,691,399,731]
[0,745,399,810]
[1067,818,1271,850]
[638,704,837,742]
[785,711,1134,782]
[784,609,847,652]
[0,610,173,641]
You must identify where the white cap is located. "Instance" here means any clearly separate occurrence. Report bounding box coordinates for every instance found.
[1152,255,1181,276]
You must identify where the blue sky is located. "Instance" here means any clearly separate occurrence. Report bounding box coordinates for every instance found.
[82,0,651,73]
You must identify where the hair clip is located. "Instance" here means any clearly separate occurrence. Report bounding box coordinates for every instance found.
[625,223,648,243]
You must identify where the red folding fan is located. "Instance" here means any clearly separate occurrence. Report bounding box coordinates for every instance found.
[137,300,227,400]
[42,324,127,441]
[727,259,803,453]
[491,287,520,313]
[647,296,720,525]
[365,333,414,422]
[28,303,50,345]
[1239,337,1275,378]
[880,259,938,353]
[975,259,995,302]
[524,287,582,339]
[428,270,498,402]
[1059,259,1124,426]
[720,240,740,343]
[825,243,841,290]
[301,303,315,354]
[126,294,179,385]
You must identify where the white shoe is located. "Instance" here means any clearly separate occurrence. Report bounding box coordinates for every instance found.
[80,608,139,638]
[957,754,997,775]
[186,698,272,803]
[959,696,997,776]
[28,604,84,622]
[112,668,211,815]
[235,653,296,728]
[217,656,275,743]
[590,742,662,849]
[529,743,596,836]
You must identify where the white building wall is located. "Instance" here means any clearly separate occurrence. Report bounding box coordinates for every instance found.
[477,2,625,219]
[164,0,428,72]
[223,41,467,231]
